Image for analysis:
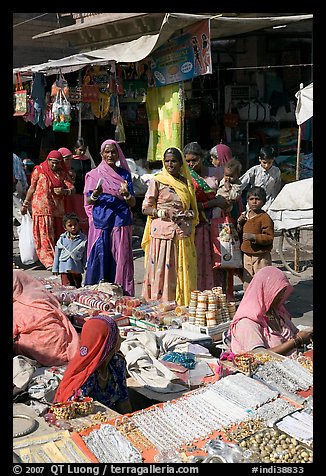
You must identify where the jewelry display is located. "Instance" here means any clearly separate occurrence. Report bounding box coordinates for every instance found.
[254,359,313,394]
[238,428,313,463]
[275,411,313,447]
[209,373,278,409]
[82,423,143,463]
[13,414,37,438]
[251,398,298,426]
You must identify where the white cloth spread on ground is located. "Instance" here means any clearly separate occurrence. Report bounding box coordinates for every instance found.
[121,331,191,393]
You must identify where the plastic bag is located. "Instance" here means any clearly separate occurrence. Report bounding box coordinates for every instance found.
[17,212,38,265]
[211,214,242,268]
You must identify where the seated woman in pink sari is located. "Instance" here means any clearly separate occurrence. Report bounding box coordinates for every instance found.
[83,139,136,295]
[228,266,313,356]
[13,270,79,366]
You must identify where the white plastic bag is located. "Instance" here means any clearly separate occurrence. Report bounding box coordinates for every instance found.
[17,212,38,265]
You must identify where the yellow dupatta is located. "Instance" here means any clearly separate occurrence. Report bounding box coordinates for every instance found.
[141,148,199,305]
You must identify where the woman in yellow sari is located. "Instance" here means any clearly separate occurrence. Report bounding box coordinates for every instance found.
[141,147,198,306]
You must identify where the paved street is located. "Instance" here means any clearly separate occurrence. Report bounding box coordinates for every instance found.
[13,226,313,329]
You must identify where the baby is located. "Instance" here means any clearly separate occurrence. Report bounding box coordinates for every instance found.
[212,158,242,218]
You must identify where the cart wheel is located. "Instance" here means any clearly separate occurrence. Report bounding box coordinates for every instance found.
[278,228,313,276]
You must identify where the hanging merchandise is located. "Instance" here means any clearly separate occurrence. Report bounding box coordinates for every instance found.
[51,72,69,99]
[115,65,125,96]
[13,72,27,116]
[22,97,36,124]
[114,98,126,143]
[69,86,82,103]
[224,102,240,129]
[52,89,71,133]
[82,67,100,103]
[91,92,111,119]
[44,104,54,128]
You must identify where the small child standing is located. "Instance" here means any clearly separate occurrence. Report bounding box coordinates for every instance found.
[239,146,282,212]
[237,186,274,290]
[213,158,243,219]
[52,213,87,288]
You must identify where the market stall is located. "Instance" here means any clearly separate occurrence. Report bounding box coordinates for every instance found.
[13,275,313,463]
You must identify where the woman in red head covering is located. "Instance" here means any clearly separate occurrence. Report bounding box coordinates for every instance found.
[54,315,132,413]
[20,150,75,269]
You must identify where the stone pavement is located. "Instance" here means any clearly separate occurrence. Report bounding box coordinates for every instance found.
[13,227,313,328]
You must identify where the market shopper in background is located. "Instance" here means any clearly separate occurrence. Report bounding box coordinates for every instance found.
[83,139,135,295]
[184,141,236,295]
[20,150,75,270]
[13,270,79,366]
[209,142,233,181]
[239,146,282,212]
[227,266,313,356]
[54,315,132,414]
[141,147,198,306]
[237,186,274,290]
[52,213,87,288]
[13,152,28,200]
[63,139,93,235]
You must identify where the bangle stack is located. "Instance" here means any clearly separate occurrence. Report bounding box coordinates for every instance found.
[157,209,166,218]
[293,335,304,348]
[124,193,132,201]
[152,209,158,218]
[90,193,99,201]
[22,200,29,208]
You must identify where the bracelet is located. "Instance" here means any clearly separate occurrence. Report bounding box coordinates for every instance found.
[22,203,29,208]
[293,335,303,348]
[124,193,132,201]
[152,209,158,218]
[91,193,99,201]
[157,209,166,218]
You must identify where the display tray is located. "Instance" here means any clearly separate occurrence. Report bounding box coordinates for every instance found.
[273,409,313,449]
[236,427,313,463]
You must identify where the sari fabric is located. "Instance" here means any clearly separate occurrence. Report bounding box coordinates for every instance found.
[13,270,79,366]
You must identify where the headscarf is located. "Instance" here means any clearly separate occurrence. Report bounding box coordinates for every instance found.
[141,147,199,257]
[229,266,294,341]
[58,147,73,158]
[53,315,119,403]
[34,150,69,189]
[215,144,233,166]
[83,139,130,199]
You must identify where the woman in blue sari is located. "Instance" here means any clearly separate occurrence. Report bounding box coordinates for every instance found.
[83,139,136,295]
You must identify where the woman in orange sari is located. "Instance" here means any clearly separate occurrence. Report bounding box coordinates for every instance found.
[20,150,75,270]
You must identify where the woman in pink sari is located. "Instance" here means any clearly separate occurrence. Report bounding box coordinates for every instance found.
[184,142,231,293]
[83,139,136,295]
[228,266,313,356]
[209,143,233,180]
[13,270,79,366]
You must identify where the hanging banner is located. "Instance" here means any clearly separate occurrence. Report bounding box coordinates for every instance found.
[147,20,212,87]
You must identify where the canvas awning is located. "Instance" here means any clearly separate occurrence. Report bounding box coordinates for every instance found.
[295,82,313,125]
[14,13,312,77]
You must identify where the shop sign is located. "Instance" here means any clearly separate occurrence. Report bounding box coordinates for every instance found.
[147,19,212,87]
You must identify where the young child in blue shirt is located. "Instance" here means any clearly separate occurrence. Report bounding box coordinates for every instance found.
[52,213,87,288]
